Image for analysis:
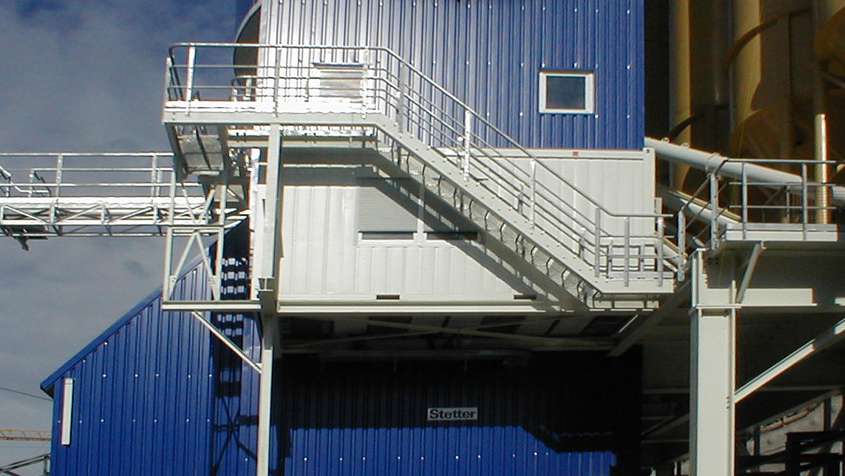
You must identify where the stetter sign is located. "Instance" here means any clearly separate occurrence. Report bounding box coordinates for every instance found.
[427,407,478,421]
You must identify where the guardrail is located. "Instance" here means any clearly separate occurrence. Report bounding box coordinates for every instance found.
[0,153,196,199]
[0,153,209,238]
[164,43,675,286]
[674,158,843,277]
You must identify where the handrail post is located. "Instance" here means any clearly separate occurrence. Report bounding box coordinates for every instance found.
[801,162,808,240]
[678,211,686,281]
[397,64,406,133]
[529,158,536,226]
[185,46,196,102]
[150,155,159,225]
[274,46,281,115]
[463,110,472,180]
[163,56,173,104]
[150,154,158,199]
[594,208,601,277]
[624,217,631,287]
[656,216,664,287]
[741,162,748,240]
[55,154,63,199]
[709,172,719,249]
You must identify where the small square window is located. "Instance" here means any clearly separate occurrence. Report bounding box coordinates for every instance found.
[539,71,595,114]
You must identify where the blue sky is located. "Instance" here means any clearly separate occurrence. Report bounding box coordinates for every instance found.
[0,0,233,470]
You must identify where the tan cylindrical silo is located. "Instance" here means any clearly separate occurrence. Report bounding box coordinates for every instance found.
[669,0,692,191]
[813,0,845,222]
[730,0,762,151]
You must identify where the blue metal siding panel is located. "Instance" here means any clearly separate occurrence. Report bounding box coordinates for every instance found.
[275,358,638,475]
[45,255,265,476]
[273,0,644,150]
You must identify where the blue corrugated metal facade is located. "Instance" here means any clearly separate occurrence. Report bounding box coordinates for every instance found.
[44,324,640,475]
[274,357,640,475]
[237,0,645,150]
[41,229,266,476]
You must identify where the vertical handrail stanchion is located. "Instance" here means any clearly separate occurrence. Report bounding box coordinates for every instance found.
[624,217,630,287]
[657,216,664,287]
[594,208,602,277]
[709,172,719,249]
[54,154,63,200]
[741,162,748,240]
[185,46,196,114]
[463,110,472,180]
[397,64,406,133]
[529,158,536,226]
[678,211,686,281]
[150,154,158,200]
[274,47,281,115]
[163,56,174,104]
[151,154,159,224]
[801,162,808,240]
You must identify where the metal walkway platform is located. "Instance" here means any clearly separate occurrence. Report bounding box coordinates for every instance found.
[0,153,216,240]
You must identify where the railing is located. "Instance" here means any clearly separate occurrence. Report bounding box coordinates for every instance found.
[164,43,675,286]
[0,153,209,237]
[674,158,843,276]
[0,153,194,198]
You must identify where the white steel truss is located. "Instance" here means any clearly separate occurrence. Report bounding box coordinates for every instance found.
[0,153,212,240]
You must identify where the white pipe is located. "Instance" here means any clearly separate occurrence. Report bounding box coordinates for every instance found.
[660,188,739,226]
[646,138,845,206]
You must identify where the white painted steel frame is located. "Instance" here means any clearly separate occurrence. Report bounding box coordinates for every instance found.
[689,250,737,476]
[0,153,211,239]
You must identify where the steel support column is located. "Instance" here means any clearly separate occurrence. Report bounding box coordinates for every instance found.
[256,316,277,476]
[253,124,284,476]
[689,250,737,476]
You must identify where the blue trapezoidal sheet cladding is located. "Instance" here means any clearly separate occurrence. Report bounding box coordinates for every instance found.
[42,224,264,476]
[270,0,644,150]
[44,266,216,476]
[272,354,641,476]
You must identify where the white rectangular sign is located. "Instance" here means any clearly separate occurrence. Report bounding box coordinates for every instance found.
[427,407,478,421]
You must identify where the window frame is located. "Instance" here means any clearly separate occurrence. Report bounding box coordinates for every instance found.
[538,70,596,114]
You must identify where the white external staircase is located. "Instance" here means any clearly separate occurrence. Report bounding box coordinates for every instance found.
[161,43,677,309]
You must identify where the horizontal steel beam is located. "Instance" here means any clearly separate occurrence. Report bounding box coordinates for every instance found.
[162,300,261,312]
[294,315,612,350]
